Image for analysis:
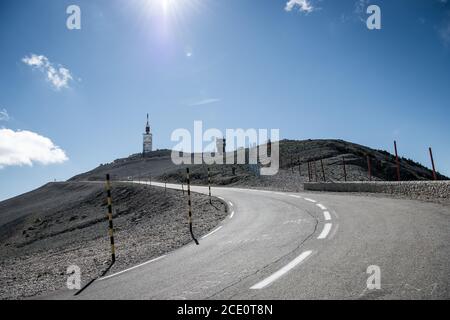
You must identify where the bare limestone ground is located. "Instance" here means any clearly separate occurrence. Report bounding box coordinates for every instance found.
[0,182,227,300]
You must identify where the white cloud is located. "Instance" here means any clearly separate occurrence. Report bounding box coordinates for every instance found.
[285,0,314,13]
[22,54,73,90]
[0,128,68,169]
[0,109,9,122]
[188,98,221,107]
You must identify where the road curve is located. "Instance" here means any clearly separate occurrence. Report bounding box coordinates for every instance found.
[52,182,450,299]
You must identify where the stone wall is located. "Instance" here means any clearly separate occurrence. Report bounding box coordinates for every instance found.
[304,181,450,200]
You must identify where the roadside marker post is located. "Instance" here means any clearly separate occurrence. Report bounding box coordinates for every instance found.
[394,140,401,181]
[314,161,318,182]
[105,174,116,263]
[429,147,437,181]
[298,158,301,176]
[367,155,372,181]
[342,156,347,182]
[207,167,212,204]
[320,159,326,182]
[182,183,185,195]
[307,162,311,182]
[186,168,199,245]
[74,174,117,296]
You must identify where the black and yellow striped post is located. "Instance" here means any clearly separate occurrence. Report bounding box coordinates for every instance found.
[105,174,116,263]
[207,167,212,204]
[186,168,199,245]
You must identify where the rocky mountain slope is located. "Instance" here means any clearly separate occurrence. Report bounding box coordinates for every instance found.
[69,139,447,191]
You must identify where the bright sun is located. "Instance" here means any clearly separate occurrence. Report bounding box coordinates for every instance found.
[140,0,192,19]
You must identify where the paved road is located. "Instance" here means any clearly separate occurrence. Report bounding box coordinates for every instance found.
[53,182,450,299]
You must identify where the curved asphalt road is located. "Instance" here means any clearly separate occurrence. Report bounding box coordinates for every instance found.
[53,182,450,299]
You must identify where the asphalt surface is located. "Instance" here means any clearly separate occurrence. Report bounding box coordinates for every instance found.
[49,182,450,299]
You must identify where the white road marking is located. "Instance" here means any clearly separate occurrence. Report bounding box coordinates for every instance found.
[99,255,166,281]
[317,223,332,239]
[229,211,235,219]
[316,203,327,210]
[304,198,317,203]
[289,195,301,199]
[218,196,224,200]
[228,201,233,207]
[250,250,313,289]
[323,211,331,221]
[274,192,284,196]
[328,223,339,239]
[201,226,223,239]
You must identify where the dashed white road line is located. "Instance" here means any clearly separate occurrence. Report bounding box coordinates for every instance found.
[323,211,331,221]
[328,223,339,240]
[289,195,302,199]
[99,255,166,281]
[250,250,313,289]
[317,223,332,239]
[316,203,327,210]
[218,196,224,200]
[228,201,233,207]
[304,198,317,203]
[229,211,235,219]
[201,226,223,239]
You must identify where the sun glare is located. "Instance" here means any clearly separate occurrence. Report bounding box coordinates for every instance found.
[138,0,201,20]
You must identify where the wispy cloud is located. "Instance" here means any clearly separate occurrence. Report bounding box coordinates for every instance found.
[188,98,221,107]
[0,128,68,169]
[0,109,9,122]
[22,54,73,90]
[354,0,370,22]
[285,0,314,13]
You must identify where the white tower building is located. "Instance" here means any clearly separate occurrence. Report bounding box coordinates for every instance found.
[143,114,152,156]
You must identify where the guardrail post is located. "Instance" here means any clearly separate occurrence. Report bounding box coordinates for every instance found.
[394,140,401,181]
[105,174,116,263]
[342,156,347,182]
[186,168,199,245]
[429,147,437,181]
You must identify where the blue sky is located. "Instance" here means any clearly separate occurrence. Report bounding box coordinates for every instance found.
[0,0,449,201]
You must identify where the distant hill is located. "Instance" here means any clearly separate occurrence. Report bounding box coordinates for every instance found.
[69,139,447,191]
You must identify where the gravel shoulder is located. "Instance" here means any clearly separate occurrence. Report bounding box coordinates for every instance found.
[0,182,227,300]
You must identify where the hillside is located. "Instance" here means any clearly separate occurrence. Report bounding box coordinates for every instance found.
[69,139,447,191]
[0,182,226,299]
